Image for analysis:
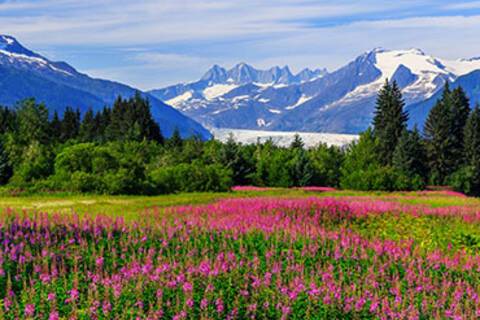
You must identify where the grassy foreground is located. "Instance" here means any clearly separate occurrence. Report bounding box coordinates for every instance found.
[0,188,477,217]
[0,189,479,319]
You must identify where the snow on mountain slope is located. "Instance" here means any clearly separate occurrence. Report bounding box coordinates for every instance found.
[212,128,358,148]
[165,91,193,107]
[0,35,211,139]
[203,84,238,100]
[150,48,480,134]
[286,94,313,110]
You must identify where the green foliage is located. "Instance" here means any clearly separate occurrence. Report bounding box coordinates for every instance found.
[340,128,380,190]
[449,166,480,196]
[373,80,408,165]
[79,108,96,142]
[289,149,314,187]
[10,141,53,184]
[464,105,480,166]
[149,161,233,193]
[15,99,50,145]
[424,84,460,184]
[0,139,12,185]
[219,135,255,185]
[60,107,80,142]
[308,144,344,187]
[450,86,471,166]
[0,80,478,195]
[392,127,427,182]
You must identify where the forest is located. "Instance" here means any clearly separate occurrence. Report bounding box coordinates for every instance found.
[0,82,478,196]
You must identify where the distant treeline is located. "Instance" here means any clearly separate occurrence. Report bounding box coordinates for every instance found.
[0,83,479,196]
[342,80,480,196]
[0,93,342,194]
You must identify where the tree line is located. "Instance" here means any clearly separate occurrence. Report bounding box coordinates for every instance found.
[0,93,343,194]
[341,80,480,195]
[0,83,478,196]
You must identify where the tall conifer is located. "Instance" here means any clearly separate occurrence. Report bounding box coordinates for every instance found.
[372,79,408,165]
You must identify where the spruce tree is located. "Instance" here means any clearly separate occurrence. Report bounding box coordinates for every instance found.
[290,149,314,186]
[424,85,455,185]
[452,105,480,195]
[290,134,305,149]
[450,86,471,167]
[372,79,408,165]
[220,135,251,185]
[168,127,183,149]
[131,92,164,143]
[0,139,12,185]
[60,107,80,142]
[79,108,96,142]
[0,107,16,134]
[50,110,62,138]
[392,127,427,180]
[464,105,480,166]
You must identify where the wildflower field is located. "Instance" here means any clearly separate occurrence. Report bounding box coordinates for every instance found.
[0,189,480,319]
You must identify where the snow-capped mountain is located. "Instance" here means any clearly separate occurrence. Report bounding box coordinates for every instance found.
[150,48,480,133]
[408,69,480,128]
[0,35,211,139]
[148,64,327,129]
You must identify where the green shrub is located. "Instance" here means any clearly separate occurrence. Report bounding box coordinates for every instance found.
[149,162,232,194]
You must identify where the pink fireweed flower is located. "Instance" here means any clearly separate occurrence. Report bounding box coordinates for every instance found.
[182,281,193,293]
[95,257,104,268]
[216,298,224,313]
[49,311,59,320]
[24,304,35,317]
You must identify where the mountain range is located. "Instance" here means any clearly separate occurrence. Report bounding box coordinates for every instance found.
[150,48,480,133]
[3,34,480,136]
[0,35,211,139]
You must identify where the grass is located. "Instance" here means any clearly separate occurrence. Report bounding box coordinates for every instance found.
[0,188,479,318]
[0,189,477,218]
[0,188,479,252]
[0,188,316,218]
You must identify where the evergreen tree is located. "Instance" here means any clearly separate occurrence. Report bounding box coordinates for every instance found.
[0,139,12,185]
[392,127,427,180]
[0,107,16,134]
[450,86,471,167]
[131,93,164,143]
[220,135,252,185]
[95,107,111,141]
[424,86,455,185]
[60,107,80,142]
[168,127,183,149]
[290,134,305,149]
[464,105,480,166]
[79,108,96,142]
[50,111,62,138]
[106,96,126,140]
[372,79,408,165]
[450,105,480,195]
[290,149,314,186]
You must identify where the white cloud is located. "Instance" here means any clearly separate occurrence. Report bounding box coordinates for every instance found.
[2,1,480,90]
[443,1,480,10]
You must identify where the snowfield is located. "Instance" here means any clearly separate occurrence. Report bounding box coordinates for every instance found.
[211,128,358,148]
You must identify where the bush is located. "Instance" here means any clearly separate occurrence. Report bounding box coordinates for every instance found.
[449,166,480,196]
[149,162,233,194]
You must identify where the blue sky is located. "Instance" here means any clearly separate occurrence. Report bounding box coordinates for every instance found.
[2,0,480,89]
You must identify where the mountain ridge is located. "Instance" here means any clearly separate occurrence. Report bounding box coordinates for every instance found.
[0,35,211,139]
[150,48,480,133]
